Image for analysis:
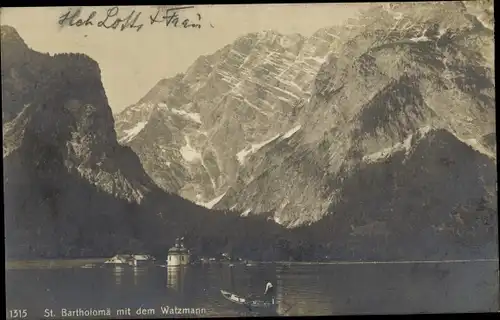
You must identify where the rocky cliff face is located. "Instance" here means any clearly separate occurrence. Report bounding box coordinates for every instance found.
[114,29,342,206]
[2,25,157,202]
[2,25,167,258]
[304,127,497,260]
[114,2,496,259]
[116,2,495,228]
[214,1,496,228]
[2,25,286,260]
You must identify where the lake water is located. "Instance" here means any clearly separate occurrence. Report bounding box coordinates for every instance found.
[5,260,499,318]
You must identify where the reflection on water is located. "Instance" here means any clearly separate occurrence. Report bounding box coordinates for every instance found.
[166,266,187,293]
[113,265,147,287]
[275,274,292,315]
[113,265,124,285]
[133,266,145,286]
[5,261,499,317]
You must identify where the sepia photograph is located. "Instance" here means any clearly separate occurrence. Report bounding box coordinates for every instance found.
[2,2,498,318]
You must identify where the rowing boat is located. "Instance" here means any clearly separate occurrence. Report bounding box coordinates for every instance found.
[220,290,275,308]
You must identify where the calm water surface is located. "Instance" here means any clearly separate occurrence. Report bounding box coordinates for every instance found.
[6,260,499,318]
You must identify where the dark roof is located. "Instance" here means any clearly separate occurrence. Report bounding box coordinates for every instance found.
[168,247,180,253]
[168,248,189,255]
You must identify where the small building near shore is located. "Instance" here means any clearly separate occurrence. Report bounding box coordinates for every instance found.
[132,254,155,264]
[168,237,190,266]
[105,254,155,266]
[105,254,137,266]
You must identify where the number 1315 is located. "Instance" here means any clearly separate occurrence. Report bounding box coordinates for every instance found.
[8,309,28,318]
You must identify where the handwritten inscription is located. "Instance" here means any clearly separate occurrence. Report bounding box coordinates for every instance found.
[58,6,212,32]
[97,7,144,31]
[149,6,201,29]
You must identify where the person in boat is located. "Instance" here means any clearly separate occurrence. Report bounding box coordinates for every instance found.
[264,280,275,303]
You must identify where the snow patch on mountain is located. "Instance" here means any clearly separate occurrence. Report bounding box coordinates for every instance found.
[281,125,302,140]
[273,86,301,99]
[241,208,252,217]
[457,137,496,159]
[278,79,304,92]
[130,103,150,112]
[277,96,292,103]
[409,35,430,42]
[363,126,432,163]
[119,121,148,143]
[307,56,329,64]
[170,108,202,123]
[180,137,202,163]
[198,192,227,209]
[243,98,270,116]
[273,215,282,224]
[236,133,281,164]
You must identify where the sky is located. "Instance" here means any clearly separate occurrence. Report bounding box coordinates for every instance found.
[1,4,367,113]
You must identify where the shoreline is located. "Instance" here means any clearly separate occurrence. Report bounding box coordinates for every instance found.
[6,257,498,270]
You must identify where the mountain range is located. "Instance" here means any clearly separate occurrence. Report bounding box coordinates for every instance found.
[2,1,497,261]
[115,0,496,232]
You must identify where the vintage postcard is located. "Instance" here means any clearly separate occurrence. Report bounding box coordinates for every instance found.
[2,2,498,318]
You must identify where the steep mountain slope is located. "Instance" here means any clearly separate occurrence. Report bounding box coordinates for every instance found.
[2,26,286,260]
[2,26,154,257]
[214,1,496,231]
[114,29,343,205]
[112,1,496,260]
[116,2,495,233]
[306,127,497,260]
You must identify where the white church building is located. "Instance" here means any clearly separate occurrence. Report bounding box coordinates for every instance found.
[167,237,190,266]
